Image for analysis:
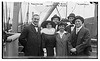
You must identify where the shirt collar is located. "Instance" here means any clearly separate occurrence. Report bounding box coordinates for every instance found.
[56,31,67,34]
[76,26,82,30]
[32,23,38,27]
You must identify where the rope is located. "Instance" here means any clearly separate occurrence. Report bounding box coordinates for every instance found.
[56,7,61,18]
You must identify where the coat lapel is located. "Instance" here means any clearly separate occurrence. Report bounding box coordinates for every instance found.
[30,24,37,34]
[30,24,41,44]
[56,33,68,48]
[56,33,67,41]
[56,34,62,41]
[62,33,68,41]
[71,27,76,42]
[56,34,64,47]
[76,27,85,45]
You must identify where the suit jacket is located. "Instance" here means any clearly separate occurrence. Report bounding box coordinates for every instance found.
[65,25,71,33]
[65,25,75,33]
[19,24,43,56]
[68,26,91,56]
[56,32,70,56]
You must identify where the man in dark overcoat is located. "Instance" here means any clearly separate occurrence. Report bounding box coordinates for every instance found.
[19,14,43,56]
[68,16,92,56]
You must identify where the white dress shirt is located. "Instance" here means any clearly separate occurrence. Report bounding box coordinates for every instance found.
[35,27,38,32]
[71,24,75,32]
[76,26,82,34]
[32,23,38,32]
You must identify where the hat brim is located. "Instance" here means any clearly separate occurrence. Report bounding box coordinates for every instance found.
[73,16,84,24]
[41,21,56,28]
[51,16,60,21]
[68,16,75,19]
[58,22,67,27]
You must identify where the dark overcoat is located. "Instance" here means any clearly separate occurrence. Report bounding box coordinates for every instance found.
[65,25,71,33]
[19,24,43,56]
[68,26,92,56]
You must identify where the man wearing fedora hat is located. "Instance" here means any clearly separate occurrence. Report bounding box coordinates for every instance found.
[51,14,60,30]
[68,16,92,56]
[68,13,76,24]
[51,14,60,25]
[65,13,76,33]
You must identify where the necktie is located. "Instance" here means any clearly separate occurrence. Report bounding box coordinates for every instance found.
[76,28,79,34]
[35,27,38,32]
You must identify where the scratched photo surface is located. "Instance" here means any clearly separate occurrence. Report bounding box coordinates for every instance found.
[2,1,98,59]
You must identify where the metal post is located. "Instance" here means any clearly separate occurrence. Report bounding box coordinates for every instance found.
[2,2,5,30]
[94,3,98,37]
[94,3,98,18]
[66,2,67,18]
[26,2,29,24]
[20,2,23,31]
[56,7,61,18]
[12,2,21,33]
[5,2,8,31]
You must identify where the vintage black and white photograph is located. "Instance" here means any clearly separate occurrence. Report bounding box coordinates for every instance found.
[2,1,98,59]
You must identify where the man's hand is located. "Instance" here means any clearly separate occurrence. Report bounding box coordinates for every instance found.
[70,48,76,52]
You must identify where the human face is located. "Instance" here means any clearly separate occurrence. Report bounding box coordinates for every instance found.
[59,25,65,32]
[52,18,59,24]
[46,23,52,29]
[75,19,83,28]
[32,15,40,26]
[68,17,74,23]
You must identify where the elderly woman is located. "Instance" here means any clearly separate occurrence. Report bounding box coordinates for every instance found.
[55,22,70,56]
[41,21,56,56]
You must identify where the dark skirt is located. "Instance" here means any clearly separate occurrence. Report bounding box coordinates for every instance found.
[42,33,56,47]
[42,33,56,56]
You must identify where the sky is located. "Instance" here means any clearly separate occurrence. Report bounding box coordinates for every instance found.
[3,1,95,25]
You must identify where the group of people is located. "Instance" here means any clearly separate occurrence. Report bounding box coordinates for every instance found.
[19,13,92,57]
